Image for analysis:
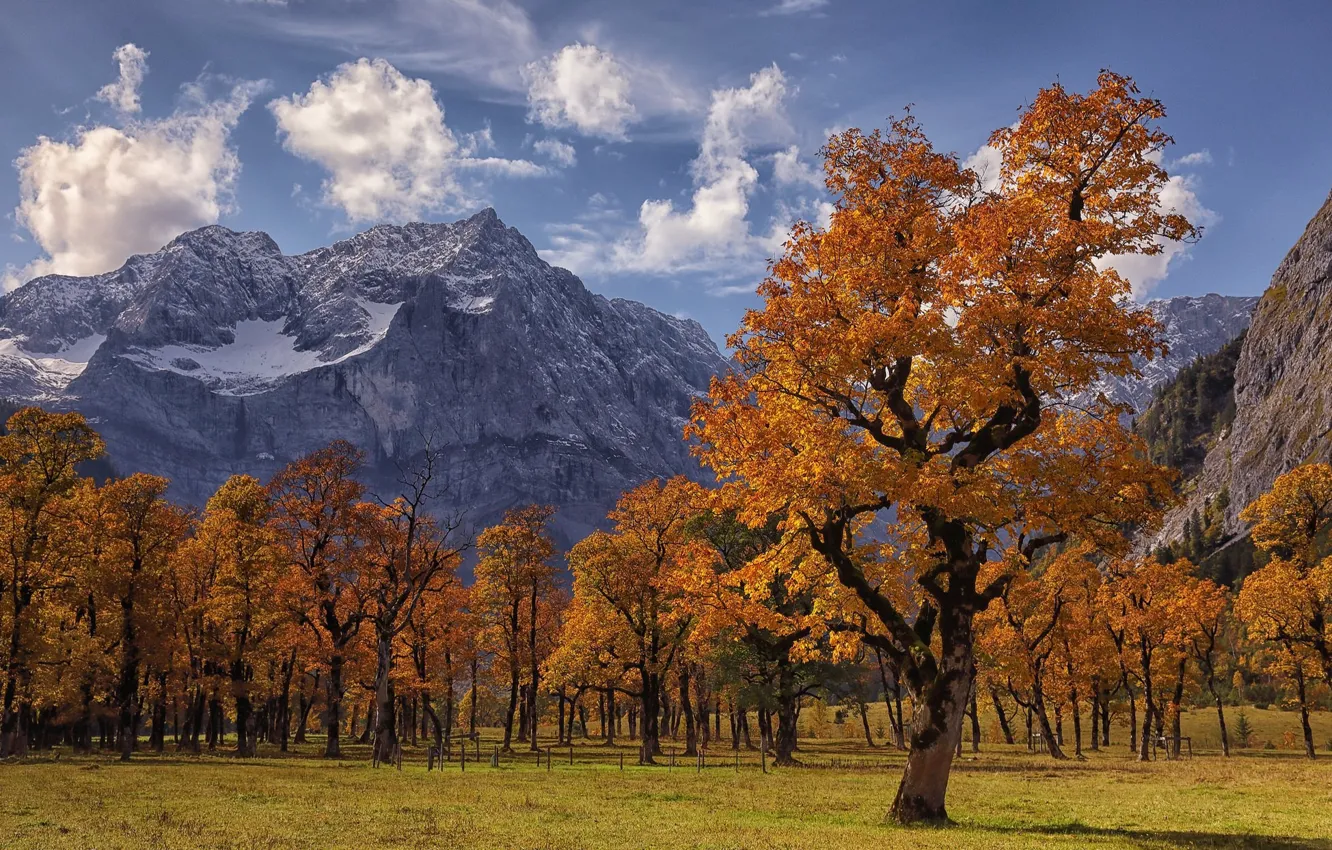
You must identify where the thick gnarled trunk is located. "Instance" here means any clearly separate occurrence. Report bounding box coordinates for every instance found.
[891,642,974,824]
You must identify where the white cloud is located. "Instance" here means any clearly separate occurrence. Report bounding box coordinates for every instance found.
[772,145,822,188]
[533,138,577,168]
[1172,149,1213,168]
[1098,173,1218,298]
[962,136,1216,298]
[270,58,543,223]
[761,0,830,15]
[545,65,797,279]
[9,48,265,289]
[524,44,637,140]
[962,140,1004,193]
[95,43,149,116]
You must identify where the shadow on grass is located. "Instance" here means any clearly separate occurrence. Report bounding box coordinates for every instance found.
[980,821,1332,849]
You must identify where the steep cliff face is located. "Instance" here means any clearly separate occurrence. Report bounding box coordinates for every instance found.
[0,210,728,545]
[1155,190,1332,545]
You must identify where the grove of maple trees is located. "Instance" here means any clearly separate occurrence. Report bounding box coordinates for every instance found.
[2,72,1331,834]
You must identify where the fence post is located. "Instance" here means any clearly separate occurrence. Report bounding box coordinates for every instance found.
[761,748,766,774]
[569,745,573,766]
[619,752,624,771]
[547,747,552,772]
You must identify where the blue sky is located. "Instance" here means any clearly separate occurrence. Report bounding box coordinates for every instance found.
[3,0,1331,346]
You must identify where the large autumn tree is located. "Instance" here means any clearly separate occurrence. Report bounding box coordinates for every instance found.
[269,441,377,758]
[184,475,284,756]
[1236,463,1332,758]
[362,446,465,766]
[676,488,843,766]
[689,72,1193,823]
[0,408,103,756]
[567,478,702,763]
[473,504,557,752]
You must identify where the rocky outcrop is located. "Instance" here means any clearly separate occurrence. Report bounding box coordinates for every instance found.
[1155,190,1332,545]
[0,210,729,546]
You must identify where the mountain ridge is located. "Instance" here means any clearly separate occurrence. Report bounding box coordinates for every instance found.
[0,210,725,546]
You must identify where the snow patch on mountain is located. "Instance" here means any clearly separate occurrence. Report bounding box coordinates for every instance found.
[0,334,107,398]
[121,299,403,396]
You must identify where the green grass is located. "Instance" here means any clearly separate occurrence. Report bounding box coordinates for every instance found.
[813,700,1332,754]
[4,715,1332,850]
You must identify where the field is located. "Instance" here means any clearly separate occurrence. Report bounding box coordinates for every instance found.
[2,706,1332,850]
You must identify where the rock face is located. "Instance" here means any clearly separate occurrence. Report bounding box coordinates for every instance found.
[1084,293,1258,415]
[0,210,728,545]
[1155,190,1332,545]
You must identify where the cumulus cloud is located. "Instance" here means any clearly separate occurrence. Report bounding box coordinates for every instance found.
[619,65,789,273]
[9,46,265,289]
[270,58,543,223]
[533,138,577,168]
[772,145,823,188]
[546,65,798,279]
[962,137,1216,298]
[1098,173,1218,298]
[524,44,637,141]
[95,43,149,116]
[962,140,1004,193]
[761,0,829,15]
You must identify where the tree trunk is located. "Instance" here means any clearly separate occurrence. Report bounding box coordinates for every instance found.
[1101,694,1111,747]
[679,667,697,757]
[1089,686,1100,752]
[116,589,140,762]
[875,647,906,750]
[502,662,520,752]
[278,649,296,753]
[774,677,799,766]
[638,670,660,763]
[968,686,980,753]
[232,657,253,758]
[518,683,529,744]
[859,700,875,747]
[889,636,973,825]
[989,685,1014,745]
[1294,664,1316,759]
[604,688,615,745]
[324,654,344,758]
[1031,666,1067,760]
[1210,683,1229,757]
[372,631,398,765]
[1137,643,1154,762]
[1070,688,1082,759]
[528,577,540,752]
[1169,657,1186,760]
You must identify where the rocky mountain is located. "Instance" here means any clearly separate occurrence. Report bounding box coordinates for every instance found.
[1084,293,1258,415]
[0,209,729,545]
[1154,189,1332,547]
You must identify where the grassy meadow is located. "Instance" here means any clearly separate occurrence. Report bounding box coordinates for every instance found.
[2,706,1331,850]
